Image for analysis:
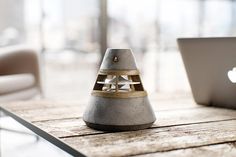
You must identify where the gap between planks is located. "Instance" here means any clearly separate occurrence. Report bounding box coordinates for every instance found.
[135,142,236,157]
[32,107,236,138]
[1,98,199,122]
[0,93,196,112]
[61,120,236,157]
[56,119,236,139]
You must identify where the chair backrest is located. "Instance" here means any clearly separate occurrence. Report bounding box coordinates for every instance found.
[0,46,42,94]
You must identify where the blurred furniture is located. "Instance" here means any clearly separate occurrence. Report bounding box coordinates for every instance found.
[1,94,236,156]
[0,46,41,102]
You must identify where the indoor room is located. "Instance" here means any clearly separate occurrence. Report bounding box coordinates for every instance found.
[0,0,236,156]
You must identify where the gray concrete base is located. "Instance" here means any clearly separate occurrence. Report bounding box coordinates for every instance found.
[83,96,156,131]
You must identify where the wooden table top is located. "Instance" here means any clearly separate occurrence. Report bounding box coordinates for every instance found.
[1,93,236,157]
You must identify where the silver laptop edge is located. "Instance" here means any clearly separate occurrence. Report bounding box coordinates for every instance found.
[177,37,236,109]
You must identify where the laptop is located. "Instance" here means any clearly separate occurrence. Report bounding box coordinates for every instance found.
[177,37,236,109]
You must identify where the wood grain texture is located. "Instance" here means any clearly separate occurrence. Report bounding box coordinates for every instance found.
[9,106,84,122]
[0,94,197,123]
[62,120,236,156]
[1,94,236,157]
[33,107,236,138]
[136,142,236,157]
[0,93,196,112]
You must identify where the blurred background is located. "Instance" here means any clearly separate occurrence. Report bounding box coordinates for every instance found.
[0,0,236,101]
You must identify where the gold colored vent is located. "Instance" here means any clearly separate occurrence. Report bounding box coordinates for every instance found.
[92,70,147,98]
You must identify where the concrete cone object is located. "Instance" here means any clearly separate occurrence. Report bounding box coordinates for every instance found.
[83,48,156,131]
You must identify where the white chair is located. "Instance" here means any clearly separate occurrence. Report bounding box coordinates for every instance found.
[0,46,42,102]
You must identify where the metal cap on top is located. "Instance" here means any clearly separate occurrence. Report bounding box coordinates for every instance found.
[100,48,138,70]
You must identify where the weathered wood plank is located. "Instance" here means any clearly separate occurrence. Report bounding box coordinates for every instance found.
[62,120,236,157]
[136,142,236,157]
[0,96,198,122]
[2,94,235,157]
[0,93,197,112]
[34,118,99,137]
[10,106,85,122]
[33,107,236,138]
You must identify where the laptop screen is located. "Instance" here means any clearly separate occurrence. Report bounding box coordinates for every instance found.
[0,107,84,157]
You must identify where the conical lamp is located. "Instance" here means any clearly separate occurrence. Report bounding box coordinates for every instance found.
[83,48,156,131]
